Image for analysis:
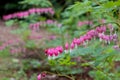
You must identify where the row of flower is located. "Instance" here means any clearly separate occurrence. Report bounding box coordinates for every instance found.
[3,7,54,20]
[29,19,62,31]
[77,19,106,27]
[29,19,106,32]
[44,24,118,60]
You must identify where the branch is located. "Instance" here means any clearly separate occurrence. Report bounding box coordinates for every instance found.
[43,71,75,80]
[92,22,120,30]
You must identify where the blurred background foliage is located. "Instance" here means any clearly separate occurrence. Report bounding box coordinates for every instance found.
[0,0,81,17]
[1,0,120,80]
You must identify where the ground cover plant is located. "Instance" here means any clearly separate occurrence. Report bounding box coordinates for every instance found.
[0,0,120,80]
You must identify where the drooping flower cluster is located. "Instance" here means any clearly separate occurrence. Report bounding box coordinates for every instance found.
[45,46,63,59]
[3,8,54,20]
[96,25,117,43]
[72,30,97,46]
[69,25,117,49]
[78,20,93,27]
[29,19,62,31]
[45,24,118,59]
[99,33,117,43]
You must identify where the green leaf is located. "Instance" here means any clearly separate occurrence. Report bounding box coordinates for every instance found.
[63,1,92,18]
[5,20,15,27]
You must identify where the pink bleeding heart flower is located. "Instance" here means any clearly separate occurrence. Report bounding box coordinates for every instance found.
[56,46,63,53]
[37,74,41,80]
[73,38,77,44]
[96,26,106,33]
[47,49,53,56]
[70,42,75,49]
[65,42,69,50]
[109,35,113,41]
[85,35,92,41]
[53,48,59,56]
[75,38,81,46]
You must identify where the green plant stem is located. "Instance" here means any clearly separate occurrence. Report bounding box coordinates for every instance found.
[43,71,75,80]
[92,22,120,30]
